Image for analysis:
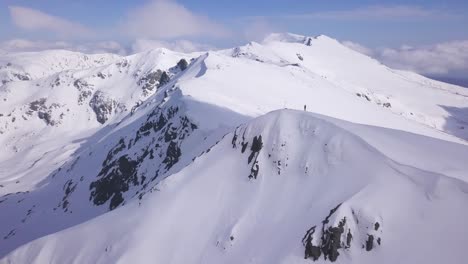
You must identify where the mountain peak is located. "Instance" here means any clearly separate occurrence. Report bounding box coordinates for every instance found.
[2,29,468,264]
[3,107,468,264]
[262,32,337,46]
[263,32,311,44]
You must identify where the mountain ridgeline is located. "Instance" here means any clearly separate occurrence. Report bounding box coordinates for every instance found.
[1,33,468,264]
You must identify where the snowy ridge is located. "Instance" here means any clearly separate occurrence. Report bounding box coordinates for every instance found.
[1,33,468,263]
[0,48,194,194]
[0,78,248,256]
[3,110,468,263]
[0,50,120,86]
[187,39,468,143]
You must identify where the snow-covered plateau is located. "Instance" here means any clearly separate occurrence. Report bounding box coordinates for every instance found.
[1,33,468,264]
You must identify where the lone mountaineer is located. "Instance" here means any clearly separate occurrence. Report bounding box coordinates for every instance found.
[304,105,307,111]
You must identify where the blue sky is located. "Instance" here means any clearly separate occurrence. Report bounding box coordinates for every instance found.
[1,0,467,46]
[0,0,467,79]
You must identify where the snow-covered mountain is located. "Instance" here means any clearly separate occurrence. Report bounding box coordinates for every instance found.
[0,48,195,194]
[1,33,468,263]
[0,50,120,85]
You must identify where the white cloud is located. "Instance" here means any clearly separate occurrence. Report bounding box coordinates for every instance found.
[242,18,276,43]
[342,41,374,56]
[254,5,457,21]
[122,0,229,39]
[0,37,214,55]
[86,41,127,55]
[0,39,127,55]
[0,39,70,52]
[309,6,437,20]
[131,39,214,53]
[342,39,468,77]
[379,41,468,75]
[8,6,93,38]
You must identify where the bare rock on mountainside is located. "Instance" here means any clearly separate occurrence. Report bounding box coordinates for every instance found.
[1,33,468,264]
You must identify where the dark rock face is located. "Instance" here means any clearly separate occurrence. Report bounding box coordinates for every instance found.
[59,179,77,212]
[38,111,53,125]
[302,204,382,262]
[231,129,263,179]
[346,229,353,248]
[355,93,371,102]
[248,136,263,163]
[27,98,64,126]
[321,217,347,261]
[303,204,346,262]
[12,73,31,81]
[303,226,321,260]
[29,98,47,112]
[374,222,380,231]
[90,155,138,210]
[89,104,198,210]
[162,141,181,170]
[231,129,240,148]
[365,235,374,251]
[247,135,263,179]
[158,71,170,88]
[138,70,164,96]
[97,72,106,79]
[137,69,172,96]
[73,79,94,105]
[104,138,126,165]
[89,91,125,124]
[177,59,188,71]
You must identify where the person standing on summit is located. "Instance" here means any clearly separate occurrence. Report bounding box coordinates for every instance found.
[304,105,307,111]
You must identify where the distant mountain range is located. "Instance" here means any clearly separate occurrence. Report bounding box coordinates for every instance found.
[1,33,468,264]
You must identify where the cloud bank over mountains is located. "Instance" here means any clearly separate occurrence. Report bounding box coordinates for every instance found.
[3,1,468,80]
[122,0,229,39]
[343,40,468,78]
[8,6,94,39]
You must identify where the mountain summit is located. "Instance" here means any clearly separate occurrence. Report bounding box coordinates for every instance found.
[1,33,468,263]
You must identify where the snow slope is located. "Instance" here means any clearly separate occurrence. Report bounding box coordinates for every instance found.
[1,33,468,263]
[216,34,468,141]
[3,110,468,264]
[0,50,120,86]
[0,48,195,193]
